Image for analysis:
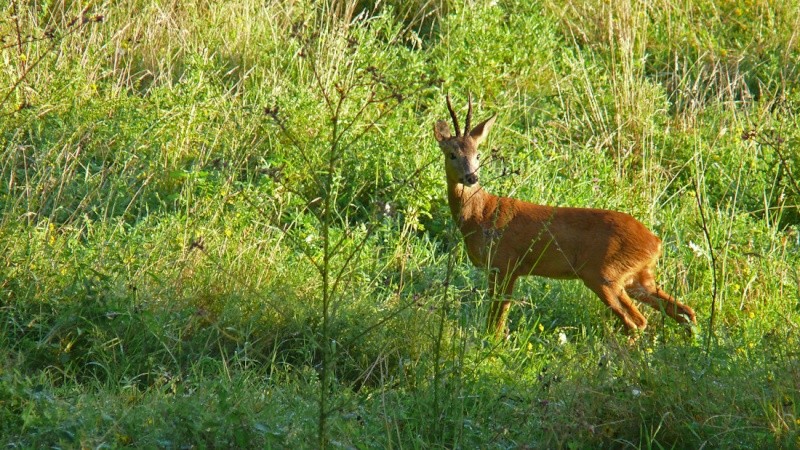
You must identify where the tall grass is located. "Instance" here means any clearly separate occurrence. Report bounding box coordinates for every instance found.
[1,0,799,447]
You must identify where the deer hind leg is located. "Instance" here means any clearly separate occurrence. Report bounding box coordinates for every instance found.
[584,277,648,331]
[487,270,518,338]
[626,266,697,325]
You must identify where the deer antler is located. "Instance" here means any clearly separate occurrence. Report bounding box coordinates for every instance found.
[445,93,461,137]
[464,92,473,136]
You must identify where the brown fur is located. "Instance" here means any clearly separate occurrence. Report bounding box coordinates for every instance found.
[434,97,696,337]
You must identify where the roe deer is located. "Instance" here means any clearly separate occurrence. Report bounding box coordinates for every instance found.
[433,94,697,337]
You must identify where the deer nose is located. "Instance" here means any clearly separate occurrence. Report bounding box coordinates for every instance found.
[464,173,479,185]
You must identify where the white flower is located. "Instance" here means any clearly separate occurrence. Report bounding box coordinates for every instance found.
[688,241,707,258]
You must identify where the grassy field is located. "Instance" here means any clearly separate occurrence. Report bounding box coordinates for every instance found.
[1,0,799,447]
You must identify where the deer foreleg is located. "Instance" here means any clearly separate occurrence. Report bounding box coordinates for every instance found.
[487,270,518,339]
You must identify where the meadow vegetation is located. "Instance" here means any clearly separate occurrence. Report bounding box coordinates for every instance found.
[1,0,799,447]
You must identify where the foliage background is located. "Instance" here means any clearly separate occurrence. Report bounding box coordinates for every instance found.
[1,0,799,447]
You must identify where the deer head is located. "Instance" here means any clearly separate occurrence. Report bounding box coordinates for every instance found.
[433,93,497,187]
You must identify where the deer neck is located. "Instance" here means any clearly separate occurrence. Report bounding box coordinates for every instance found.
[447,179,492,228]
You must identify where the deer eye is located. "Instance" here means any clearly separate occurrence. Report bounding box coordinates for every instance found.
[449,153,456,160]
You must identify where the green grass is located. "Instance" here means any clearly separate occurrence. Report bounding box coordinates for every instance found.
[2,0,799,448]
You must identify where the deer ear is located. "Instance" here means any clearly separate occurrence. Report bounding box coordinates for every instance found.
[434,120,452,142]
[469,114,496,145]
